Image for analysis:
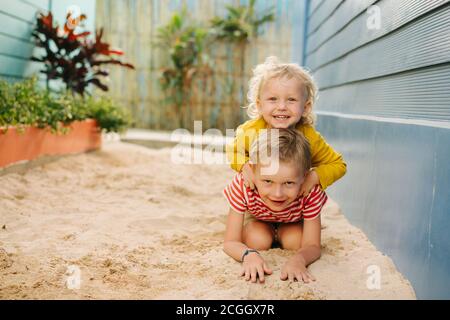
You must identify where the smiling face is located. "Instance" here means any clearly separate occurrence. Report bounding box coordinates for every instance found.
[257,76,310,129]
[252,160,306,211]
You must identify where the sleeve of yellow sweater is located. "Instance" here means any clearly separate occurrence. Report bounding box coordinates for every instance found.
[304,126,347,190]
[226,122,259,172]
[226,126,247,172]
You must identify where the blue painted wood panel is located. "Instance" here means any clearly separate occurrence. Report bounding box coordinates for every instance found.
[313,5,450,90]
[306,0,450,299]
[0,0,96,82]
[315,64,450,122]
[316,115,450,299]
[0,0,49,80]
[306,0,446,71]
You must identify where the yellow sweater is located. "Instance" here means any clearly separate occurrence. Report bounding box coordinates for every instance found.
[226,117,347,190]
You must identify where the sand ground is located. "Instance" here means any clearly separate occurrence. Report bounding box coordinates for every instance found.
[0,141,416,299]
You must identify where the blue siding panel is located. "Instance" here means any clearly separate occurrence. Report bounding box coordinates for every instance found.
[21,0,49,11]
[306,0,447,68]
[0,33,34,59]
[307,0,450,299]
[313,4,450,89]
[307,0,342,35]
[316,64,450,122]
[0,0,48,81]
[0,55,32,77]
[0,12,34,41]
[308,0,324,18]
[1,1,41,23]
[306,0,376,56]
[0,0,96,82]
[316,115,450,299]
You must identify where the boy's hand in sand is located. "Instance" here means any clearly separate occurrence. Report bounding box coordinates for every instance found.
[240,252,272,283]
[241,162,256,190]
[280,255,316,283]
[298,170,320,198]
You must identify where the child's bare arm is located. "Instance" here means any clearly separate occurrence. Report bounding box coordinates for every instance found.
[223,209,272,282]
[281,216,322,283]
[223,208,247,261]
[296,215,322,264]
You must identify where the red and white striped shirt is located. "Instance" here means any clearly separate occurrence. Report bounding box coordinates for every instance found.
[223,173,327,222]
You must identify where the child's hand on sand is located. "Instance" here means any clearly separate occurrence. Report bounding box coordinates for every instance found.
[240,252,272,283]
[241,162,256,190]
[297,170,320,198]
[280,255,316,283]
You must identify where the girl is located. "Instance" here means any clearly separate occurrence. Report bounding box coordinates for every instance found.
[226,56,346,197]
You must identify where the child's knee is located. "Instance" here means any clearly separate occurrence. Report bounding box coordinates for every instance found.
[278,224,302,250]
[243,221,274,250]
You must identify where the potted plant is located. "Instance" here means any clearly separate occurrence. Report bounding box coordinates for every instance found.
[0,78,131,168]
[0,11,134,168]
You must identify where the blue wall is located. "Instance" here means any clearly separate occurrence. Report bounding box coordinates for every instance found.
[0,0,96,82]
[305,0,450,299]
[0,0,49,81]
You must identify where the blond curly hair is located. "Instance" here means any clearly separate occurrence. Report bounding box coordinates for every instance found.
[245,56,318,126]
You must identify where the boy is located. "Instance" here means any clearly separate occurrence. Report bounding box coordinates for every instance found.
[223,129,327,283]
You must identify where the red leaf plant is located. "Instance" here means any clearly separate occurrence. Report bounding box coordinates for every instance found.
[31,12,134,95]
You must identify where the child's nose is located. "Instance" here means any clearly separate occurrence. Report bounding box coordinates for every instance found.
[277,101,287,110]
[273,185,284,198]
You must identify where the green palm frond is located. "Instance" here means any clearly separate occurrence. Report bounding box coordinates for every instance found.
[210,0,274,42]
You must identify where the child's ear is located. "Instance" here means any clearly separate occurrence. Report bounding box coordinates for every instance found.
[302,171,308,179]
[255,98,261,111]
[248,162,259,174]
[303,99,312,115]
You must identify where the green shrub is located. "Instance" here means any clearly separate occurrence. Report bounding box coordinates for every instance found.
[84,96,131,133]
[0,78,131,134]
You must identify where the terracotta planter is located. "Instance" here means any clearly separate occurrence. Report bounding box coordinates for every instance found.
[0,119,102,168]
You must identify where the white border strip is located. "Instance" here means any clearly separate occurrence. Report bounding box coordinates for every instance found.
[316,111,450,129]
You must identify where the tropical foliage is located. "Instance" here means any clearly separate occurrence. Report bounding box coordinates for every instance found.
[155,9,212,127]
[31,11,134,95]
[210,0,275,43]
